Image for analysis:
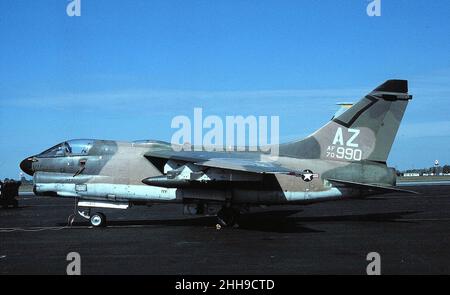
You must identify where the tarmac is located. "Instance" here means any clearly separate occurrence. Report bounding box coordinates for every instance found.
[1,184,450,274]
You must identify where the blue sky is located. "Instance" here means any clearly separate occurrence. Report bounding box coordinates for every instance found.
[1,0,449,178]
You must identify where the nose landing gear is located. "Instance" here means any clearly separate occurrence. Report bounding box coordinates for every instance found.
[76,207,107,227]
[89,212,107,227]
[73,200,128,228]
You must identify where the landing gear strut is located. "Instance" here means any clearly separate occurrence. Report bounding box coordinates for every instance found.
[76,207,107,227]
[216,207,240,227]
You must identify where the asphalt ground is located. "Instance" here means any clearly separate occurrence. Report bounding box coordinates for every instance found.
[1,185,450,274]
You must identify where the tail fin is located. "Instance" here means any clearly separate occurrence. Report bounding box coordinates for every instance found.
[279,80,412,163]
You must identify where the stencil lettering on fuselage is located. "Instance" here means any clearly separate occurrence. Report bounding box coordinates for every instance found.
[327,127,362,161]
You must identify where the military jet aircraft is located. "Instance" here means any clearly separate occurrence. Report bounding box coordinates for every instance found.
[20,79,415,227]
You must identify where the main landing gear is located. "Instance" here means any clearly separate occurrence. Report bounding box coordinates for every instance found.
[216,207,240,227]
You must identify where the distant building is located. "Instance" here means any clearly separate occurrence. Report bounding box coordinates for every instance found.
[403,173,420,177]
[423,173,436,176]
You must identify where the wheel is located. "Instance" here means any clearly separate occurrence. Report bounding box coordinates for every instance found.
[12,199,18,208]
[217,207,240,227]
[90,212,106,227]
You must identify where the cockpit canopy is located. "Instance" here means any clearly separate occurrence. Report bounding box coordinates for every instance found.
[39,139,95,157]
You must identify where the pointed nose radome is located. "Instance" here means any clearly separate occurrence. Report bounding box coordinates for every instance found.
[20,157,34,176]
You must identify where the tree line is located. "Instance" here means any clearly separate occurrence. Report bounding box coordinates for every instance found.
[401,165,450,175]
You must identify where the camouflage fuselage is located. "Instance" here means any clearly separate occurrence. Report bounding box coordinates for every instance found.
[29,140,395,205]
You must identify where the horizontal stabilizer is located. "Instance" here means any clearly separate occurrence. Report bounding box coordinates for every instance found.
[327,178,419,195]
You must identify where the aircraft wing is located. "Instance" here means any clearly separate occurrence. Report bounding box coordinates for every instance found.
[194,158,294,174]
[145,149,215,163]
[145,150,419,194]
[145,150,294,174]
[326,178,419,194]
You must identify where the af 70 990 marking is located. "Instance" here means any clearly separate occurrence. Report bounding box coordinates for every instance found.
[327,127,363,161]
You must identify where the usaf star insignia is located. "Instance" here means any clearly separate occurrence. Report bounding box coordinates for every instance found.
[301,169,319,182]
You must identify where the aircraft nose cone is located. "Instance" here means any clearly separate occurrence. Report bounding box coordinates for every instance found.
[20,157,34,176]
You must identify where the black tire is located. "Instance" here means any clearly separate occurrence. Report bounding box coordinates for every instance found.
[12,199,18,208]
[217,208,240,227]
[90,212,107,227]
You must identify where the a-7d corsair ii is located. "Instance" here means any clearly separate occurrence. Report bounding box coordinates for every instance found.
[20,80,415,227]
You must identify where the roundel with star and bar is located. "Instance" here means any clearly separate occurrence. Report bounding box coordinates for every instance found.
[301,169,319,182]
